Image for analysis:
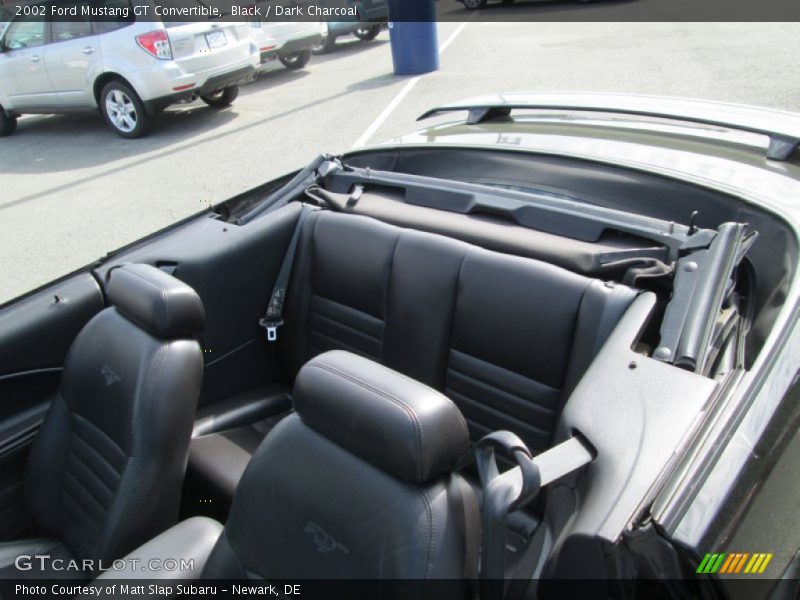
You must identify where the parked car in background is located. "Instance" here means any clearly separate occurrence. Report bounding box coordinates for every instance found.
[0,0,259,138]
[250,21,325,72]
[312,0,389,54]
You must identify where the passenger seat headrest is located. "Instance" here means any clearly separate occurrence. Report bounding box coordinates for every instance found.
[293,350,470,484]
[107,264,205,338]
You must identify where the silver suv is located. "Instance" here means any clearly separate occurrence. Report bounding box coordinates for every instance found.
[0,0,259,138]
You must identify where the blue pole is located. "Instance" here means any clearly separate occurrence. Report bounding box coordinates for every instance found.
[387,0,439,75]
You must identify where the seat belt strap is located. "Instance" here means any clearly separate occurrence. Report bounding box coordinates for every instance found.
[259,203,317,342]
[471,433,594,600]
[506,521,548,600]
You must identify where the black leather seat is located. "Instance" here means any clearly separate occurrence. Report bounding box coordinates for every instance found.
[0,264,205,579]
[201,350,479,586]
[92,352,479,594]
[189,211,637,501]
[188,385,291,499]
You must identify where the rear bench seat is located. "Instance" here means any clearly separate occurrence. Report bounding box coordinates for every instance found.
[189,209,637,500]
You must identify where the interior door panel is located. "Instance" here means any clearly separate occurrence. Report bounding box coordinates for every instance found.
[0,206,295,539]
[95,208,300,407]
[0,272,104,539]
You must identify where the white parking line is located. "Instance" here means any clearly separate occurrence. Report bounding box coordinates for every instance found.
[351,20,470,149]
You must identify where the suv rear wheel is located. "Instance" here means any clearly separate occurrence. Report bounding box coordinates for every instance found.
[354,24,381,41]
[312,24,336,55]
[100,81,152,139]
[0,106,17,137]
[279,49,312,70]
[201,86,239,108]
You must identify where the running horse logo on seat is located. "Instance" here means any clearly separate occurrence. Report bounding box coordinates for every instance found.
[101,364,121,386]
[304,522,349,554]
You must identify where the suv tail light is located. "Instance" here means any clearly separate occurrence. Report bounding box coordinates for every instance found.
[136,30,172,60]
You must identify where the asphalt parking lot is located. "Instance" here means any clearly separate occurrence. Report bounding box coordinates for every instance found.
[2,19,800,304]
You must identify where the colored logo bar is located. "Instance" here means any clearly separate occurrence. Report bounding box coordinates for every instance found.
[696,552,773,574]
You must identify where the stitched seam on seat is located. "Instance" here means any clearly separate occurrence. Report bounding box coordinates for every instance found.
[70,430,120,486]
[136,345,167,458]
[447,366,560,414]
[312,341,470,445]
[446,387,554,439]
[305,361,425,482]
[310,310,383,342]
[70,420,124,482]
[66,443,115,499]
[71,413,126,468]
[416,485,435,579]
[442,251,474,441]
[380,232,402,364]
[308,329,376,358]
[55,404,75,545]
[62,470,107,519]
[462,417,492,437]
[303,214,322,364]
[311,294,386,328]
[60,494,99,557]
[448,352,562,399]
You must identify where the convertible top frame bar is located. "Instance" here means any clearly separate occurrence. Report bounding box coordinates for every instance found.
[417,92,800,161]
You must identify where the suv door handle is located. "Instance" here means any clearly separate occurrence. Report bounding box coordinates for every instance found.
[82,46,95,54]
[29,55,40,63]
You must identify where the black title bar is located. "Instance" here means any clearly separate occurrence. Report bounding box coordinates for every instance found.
[1,0,799,23]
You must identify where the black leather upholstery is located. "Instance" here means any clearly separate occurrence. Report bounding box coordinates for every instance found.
[2,264,204,579]
[281,211,637,453]
[201,352,479,587]
[188,385,292,499]
[294,351,470,484]
[192,384,291,438]
[190,211,637,500]
[107,263,205,338]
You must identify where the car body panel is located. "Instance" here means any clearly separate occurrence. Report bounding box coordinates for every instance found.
[163,22,252,76]
[250,19,324,69]
[44,31,102,106]
[0,15,56,109]
[417,92,800,160]
[368,94,800,567]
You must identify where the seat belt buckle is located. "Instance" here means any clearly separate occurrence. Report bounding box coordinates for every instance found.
[259,318,284,342]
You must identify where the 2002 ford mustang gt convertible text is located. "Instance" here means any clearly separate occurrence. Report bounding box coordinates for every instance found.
[0,92,798,600]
